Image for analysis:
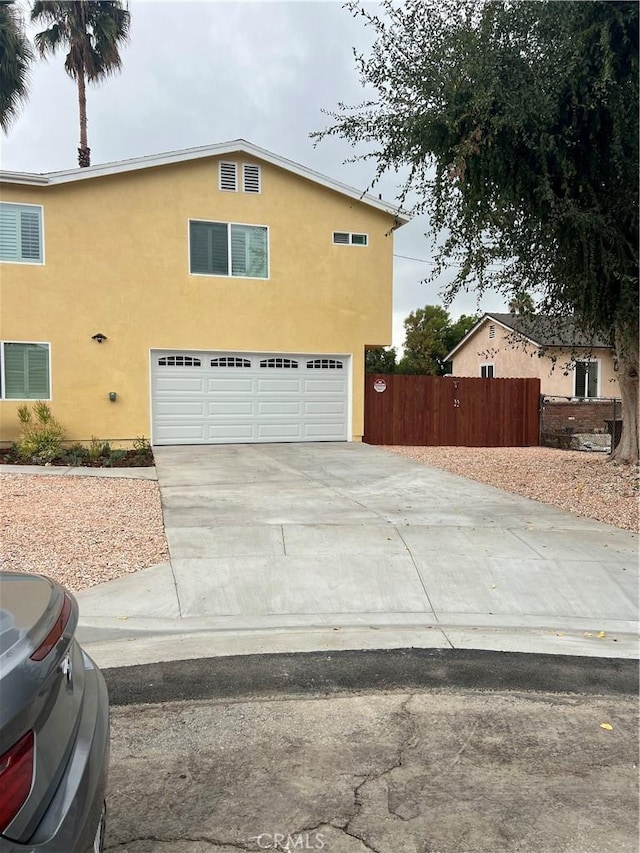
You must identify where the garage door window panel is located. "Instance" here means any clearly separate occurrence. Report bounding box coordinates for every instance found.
[190,221,268,278]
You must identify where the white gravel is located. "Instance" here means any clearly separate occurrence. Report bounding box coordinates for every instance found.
[0,474,169,592]
[384,446,639,532]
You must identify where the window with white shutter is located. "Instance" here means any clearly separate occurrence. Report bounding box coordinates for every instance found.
[242,164,261,193]
[219,162,238,192]
[189,220,268,278]
[0,203,44,264]
[1,342,50,399]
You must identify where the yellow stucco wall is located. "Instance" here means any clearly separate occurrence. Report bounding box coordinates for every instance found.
[451,319,619,397]
[0,154,398,443]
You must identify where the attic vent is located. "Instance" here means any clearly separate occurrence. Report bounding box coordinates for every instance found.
[489,324,496,340]
[332,232,350,244]
[158,355,201,367]
[219,162,238,192]
[243,164,261,193]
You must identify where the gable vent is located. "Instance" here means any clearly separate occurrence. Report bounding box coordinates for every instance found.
[243,164,261,194]
[219,162,238,192]
[489,324,496,339]
[332,232,350,244]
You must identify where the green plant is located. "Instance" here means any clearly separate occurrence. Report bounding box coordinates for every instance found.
[132,435,150,453]
[87,436,103,462]
[15,402,65,463]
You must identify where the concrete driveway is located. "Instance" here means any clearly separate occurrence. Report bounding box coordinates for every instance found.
[77,442,639,665]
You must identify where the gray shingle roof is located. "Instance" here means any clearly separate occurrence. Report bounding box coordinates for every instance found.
[488,314,613,349]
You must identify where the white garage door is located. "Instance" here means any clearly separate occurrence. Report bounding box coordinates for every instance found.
[151,350,350,445]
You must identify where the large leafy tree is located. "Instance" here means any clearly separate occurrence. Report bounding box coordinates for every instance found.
[31,0,130,167]
[315,0,639,462]
[365,346,398,374]
[0,1,32,132]
[398,306,477,374]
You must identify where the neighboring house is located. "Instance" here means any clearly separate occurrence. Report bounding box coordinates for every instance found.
[446,313,619,398]
[0,140,407,446]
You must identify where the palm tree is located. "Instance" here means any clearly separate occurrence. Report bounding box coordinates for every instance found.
[0,1,33,133]
[31,1,130,167]
[508,290,535,314]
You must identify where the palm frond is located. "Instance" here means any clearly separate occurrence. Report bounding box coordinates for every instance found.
[0,1,33,132]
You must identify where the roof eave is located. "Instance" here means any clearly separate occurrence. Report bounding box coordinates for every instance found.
[0,139,410,223]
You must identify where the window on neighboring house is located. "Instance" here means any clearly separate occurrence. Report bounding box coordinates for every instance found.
[0,203,44,264]
[574,360,599,398]
[0,342,50,399]
[333,231,368,246]
[189,221,268,278]
[480,364,495,378]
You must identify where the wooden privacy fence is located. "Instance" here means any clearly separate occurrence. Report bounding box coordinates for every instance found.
[364,375,540,447]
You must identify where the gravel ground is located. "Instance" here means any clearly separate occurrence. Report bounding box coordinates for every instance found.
[385,446,639,532]
[0,475,169,592]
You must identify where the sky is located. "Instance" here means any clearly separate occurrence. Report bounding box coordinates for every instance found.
[2,0,507,351]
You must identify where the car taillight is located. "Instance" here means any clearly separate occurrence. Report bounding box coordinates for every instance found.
[0,731,34,832]
[30,592,73,662]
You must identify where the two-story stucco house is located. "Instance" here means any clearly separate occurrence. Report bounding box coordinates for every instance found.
[0,140,407,446]
[446,313,619,398]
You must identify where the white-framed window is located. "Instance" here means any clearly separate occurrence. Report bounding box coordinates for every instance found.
[0,203,44,264]
[218,162,261,194]
[480,363,495,378]
[333,231,368,246]
[574,359,599,398]
[189,220,269,279]
[0,341,51,399]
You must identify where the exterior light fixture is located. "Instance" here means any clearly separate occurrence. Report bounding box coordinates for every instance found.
[91,333,107,343]
[108,391,117,402]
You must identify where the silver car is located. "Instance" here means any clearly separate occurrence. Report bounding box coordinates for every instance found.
[0,572,109,852]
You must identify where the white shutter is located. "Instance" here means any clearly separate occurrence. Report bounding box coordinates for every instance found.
[242,164,261,193]
[219,162,238,191]
[0,204,42,263]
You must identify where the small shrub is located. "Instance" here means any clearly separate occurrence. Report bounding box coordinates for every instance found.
[87,436,108,462]
[133,435,151,453]
[15,402,65,464]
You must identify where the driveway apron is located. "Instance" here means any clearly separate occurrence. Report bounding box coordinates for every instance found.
[77,442,639,664]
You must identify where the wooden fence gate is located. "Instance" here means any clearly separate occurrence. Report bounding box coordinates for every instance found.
[364,375,540,446]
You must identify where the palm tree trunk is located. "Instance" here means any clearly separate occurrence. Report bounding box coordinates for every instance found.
[77,70,90,167]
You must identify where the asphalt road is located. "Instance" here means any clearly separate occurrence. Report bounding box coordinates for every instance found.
[103,650,639,853]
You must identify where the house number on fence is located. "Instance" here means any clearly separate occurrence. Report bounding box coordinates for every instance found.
[373,379,387,393]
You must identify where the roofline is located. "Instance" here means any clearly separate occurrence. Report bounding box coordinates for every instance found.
[0,139,410,224]
[445,313,541,361]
